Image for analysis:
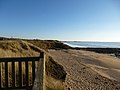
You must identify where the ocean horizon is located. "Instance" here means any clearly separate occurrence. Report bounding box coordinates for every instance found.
[63,41,120,48]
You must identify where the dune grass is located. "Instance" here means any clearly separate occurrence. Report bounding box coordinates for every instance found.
[0,40,67,90]
[45,57,67,90]
[26,40,71,51]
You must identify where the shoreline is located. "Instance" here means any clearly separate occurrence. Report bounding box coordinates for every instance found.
[72,47,120,54]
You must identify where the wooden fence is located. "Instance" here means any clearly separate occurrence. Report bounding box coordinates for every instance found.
[0,52,44,90]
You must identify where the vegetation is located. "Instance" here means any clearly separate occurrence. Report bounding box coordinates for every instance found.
[26,40,71,50]
[45,56,67,90]
[0,37,71,51]
[46,57,66,81]
[0,40,67,90]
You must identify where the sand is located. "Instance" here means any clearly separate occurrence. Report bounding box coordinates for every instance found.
[49,49,120,90]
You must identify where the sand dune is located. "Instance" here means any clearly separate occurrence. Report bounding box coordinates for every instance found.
[0,40,67,90]
[49,49,120,90]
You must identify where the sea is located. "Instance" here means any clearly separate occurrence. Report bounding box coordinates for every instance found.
[63,41,120,48]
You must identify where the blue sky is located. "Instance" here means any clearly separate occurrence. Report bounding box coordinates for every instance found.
[0,0,120,41]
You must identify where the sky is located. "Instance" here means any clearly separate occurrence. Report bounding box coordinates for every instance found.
[0,0,120,42]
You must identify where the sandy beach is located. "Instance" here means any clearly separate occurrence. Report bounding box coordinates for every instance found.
[49,49,120,90]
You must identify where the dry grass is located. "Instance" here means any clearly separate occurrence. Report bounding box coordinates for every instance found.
[26,40,71,51]
[0,40,67,90]
[45,56,67,90]
[0,40,40,87]
[46,76,66,90]
[0,40,40,57]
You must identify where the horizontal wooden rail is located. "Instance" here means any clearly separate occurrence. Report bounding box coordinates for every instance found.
[0,57,40,62]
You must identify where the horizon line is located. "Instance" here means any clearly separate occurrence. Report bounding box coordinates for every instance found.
[1,36,120,43]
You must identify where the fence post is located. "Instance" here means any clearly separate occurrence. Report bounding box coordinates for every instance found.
[0,63,1,88]
[33,52,46,90]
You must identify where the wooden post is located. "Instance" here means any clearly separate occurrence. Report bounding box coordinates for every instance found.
[5,62,8,88]
[33,52,46,90]
[32,60,35,85]
[12,62,15,88]
[19,61,22,87]
[0,63,1,88]
[25,61,29,89]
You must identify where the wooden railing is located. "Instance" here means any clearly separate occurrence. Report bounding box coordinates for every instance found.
[0,52,44,90]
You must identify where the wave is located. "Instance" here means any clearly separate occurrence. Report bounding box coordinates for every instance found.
[63,41,120,48]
